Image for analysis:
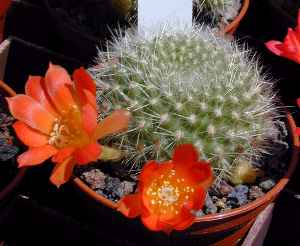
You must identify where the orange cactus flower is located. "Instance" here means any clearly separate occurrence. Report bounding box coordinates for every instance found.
[6,63,130,187]
[118,144,213,234]
[265,9,300,64]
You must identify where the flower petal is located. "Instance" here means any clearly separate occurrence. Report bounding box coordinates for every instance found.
[84,90,97,110]
[44,63,76,112]
[190,187,206,211]
[95,109,131,140]
[17,145,57,167]
[280,29,300,64]
[172,144,199,164]
[50,157,75,188]
[175,160,213,187]
[284,28,300,53]
[7,95,55,134]
[73,67,96,106]
[25,76,58,116]
[297,98,300,108]
[141,214,161,232]
[73,142,102,165]
[52,147,75,163]
[172,207,195,231]
[265,41,285,56]
[139,160,160,186]
[117,194,142,218]
[13,121,48,147]
[81,103,97,136]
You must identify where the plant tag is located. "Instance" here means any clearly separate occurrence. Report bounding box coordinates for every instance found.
[138,0,192,34]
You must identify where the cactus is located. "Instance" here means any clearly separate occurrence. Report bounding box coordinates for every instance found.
[194,0,240,26]
[90,26,284,183]
[112,0,136,24]
[196,0,229,13]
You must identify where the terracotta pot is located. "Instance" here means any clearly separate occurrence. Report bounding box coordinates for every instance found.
[73,113,299,245]
[223,0,250,35]
[0,79,26,202]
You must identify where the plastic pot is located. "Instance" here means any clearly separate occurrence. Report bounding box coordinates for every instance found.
[73,113,299,245]
[41,0,129,66]
[3,0,61,54]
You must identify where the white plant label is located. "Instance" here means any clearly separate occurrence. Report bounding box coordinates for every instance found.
[138,0,192,34]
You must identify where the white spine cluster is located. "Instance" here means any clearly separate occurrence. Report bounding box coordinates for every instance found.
[90,25,284,182]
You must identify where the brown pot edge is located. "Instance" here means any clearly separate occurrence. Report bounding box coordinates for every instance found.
[0,79,27,201]
[223,0,250,34]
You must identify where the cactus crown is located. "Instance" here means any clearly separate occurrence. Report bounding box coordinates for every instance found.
[90,26,284,182]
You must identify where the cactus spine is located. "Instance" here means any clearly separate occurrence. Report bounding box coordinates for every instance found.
[90,26,283,183]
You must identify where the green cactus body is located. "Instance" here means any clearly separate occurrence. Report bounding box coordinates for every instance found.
[196,0,229,12]
[91,26,282,182]
[194,0,240,26]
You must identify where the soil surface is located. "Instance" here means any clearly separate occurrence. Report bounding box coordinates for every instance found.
[0,91,19,192]
[77,120,291,216]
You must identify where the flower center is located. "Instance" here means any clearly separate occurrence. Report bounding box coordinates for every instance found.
[48,106,88,148]
[146,169,195,216]
[157,184,179,205]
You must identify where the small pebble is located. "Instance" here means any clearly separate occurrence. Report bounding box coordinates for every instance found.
[81,169,106,190]
[227,185,249,207]
[220,207,232,213]
[205,194,218,214]
[259,179,276,191]
[105,176,122,191]
[215,198,227,209]
[193,209,205,217]
[0,144,19,162]
[95,189,105,196]
[235,184,249,194]
[115,181,135,198]
[249,186,264,200]
[218,180,234,196]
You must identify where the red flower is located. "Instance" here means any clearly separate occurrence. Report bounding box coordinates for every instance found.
[265,9,300,64]
[117,144,213,234]
[7,64,130,187]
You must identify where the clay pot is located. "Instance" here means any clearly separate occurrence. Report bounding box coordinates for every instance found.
[73,113,299,245]
[223,0,250,34]
[0,77,26,203]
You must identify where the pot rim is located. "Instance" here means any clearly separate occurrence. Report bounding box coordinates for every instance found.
[73,112,299,222]
[0,79,27,201]
[223,0,250,34]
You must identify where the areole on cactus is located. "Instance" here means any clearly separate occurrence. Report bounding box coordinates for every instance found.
[90,25,284,184]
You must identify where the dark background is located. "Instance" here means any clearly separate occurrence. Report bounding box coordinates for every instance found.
[1,0,300,245]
